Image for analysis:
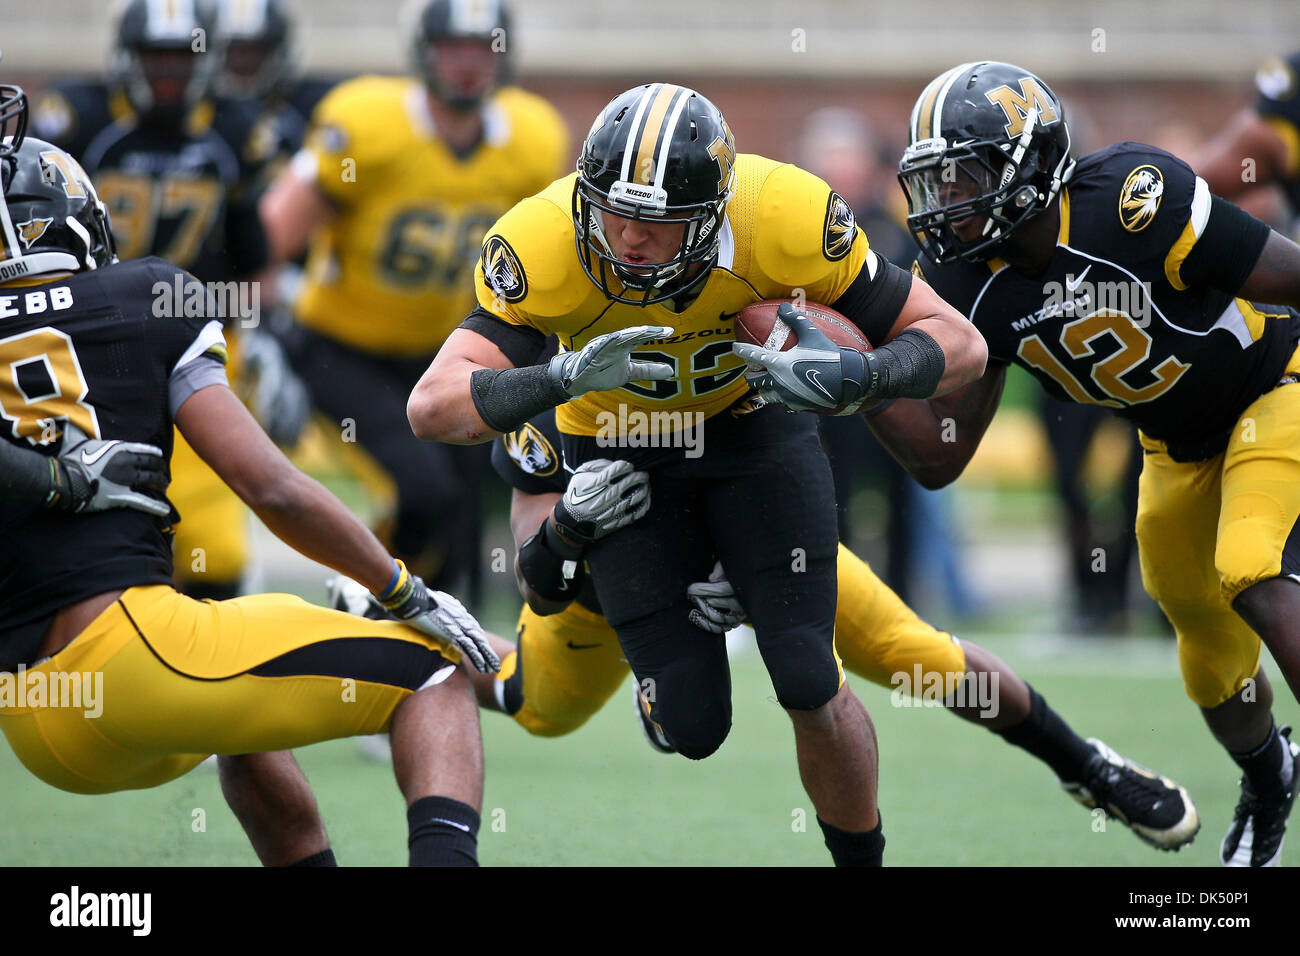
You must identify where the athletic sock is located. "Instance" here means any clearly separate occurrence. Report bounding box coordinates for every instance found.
[1231,721,1291,796]
[994,685,1097,782]
[817,813,884,867]
[288,849,337,867]
[407,796,480,867]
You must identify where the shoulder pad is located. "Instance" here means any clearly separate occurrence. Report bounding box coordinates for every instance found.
[747,160,866,298]
[477,175,592,319]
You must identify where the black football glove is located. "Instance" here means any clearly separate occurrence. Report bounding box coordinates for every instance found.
[731,303,869,413]
[49,423,171,517]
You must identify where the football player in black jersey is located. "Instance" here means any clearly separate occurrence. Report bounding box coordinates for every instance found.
[1197,51,1300,220]
[845,61,1300,866]
[30,0,303,604]
[0,133,498,867]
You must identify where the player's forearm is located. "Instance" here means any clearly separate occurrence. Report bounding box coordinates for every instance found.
[248,466,396,594]
[0,439,58,507]
[904,314,988,396]
[866,364,1006,489]
[408,357,502,444]
[258,169,334,265]
[1238,231,1300,309]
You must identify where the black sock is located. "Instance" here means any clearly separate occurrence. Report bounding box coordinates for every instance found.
[995,685,1097,782]
[407,796,480,867]
[288,849,337,867]
[1231,722,1290,795]
[817,813,884,867]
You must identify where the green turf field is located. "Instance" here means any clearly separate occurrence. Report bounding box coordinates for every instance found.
[3,629,1294,866]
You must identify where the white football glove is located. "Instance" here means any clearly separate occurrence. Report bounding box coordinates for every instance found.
[548,325,676,397]
[54,422,171,517]
[687,561,747,634]
[552,459,651,544]
[376,564,500,673]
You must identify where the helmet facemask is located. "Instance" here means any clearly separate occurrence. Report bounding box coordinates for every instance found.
[573,170,732,307]
[900,106,1074,265]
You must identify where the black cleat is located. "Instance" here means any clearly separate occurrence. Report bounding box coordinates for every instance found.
[1221,726,1299,867]
[1063,738,1200,851]
[633,683,674,754]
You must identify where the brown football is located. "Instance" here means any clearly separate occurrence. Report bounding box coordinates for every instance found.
[734,299,875,415]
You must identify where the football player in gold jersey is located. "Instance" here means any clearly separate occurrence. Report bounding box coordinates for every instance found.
[408,83,988,866]
[465,406,1198,854]
[259,0,567,593]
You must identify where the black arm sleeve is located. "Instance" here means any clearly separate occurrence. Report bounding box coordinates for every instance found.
[460,307,549,367]
[831,253,914,346]
[0,441,57,508]
[1180,195,1272,294]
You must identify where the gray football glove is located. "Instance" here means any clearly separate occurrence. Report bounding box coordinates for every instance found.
[240,330,311,447]
[548,325,676,397]
[687,561,747,634]
[53,423,171,517]
[731,303,868,413]
[552,459,651,545]
[377,565,500,674]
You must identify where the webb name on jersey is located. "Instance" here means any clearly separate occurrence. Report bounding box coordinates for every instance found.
[0,259,227,670]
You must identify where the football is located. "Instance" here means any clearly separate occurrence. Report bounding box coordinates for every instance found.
[734,299,875,415]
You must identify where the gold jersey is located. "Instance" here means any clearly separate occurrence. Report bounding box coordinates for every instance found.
[295,76,568,356]
[473,154,870,436]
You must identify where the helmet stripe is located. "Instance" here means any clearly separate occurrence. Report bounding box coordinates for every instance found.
[929,61,982,141]
[619,83,660,183]
[0,193,19,263]
[911,73,947,142]
[652,87,692,191]
[632,84,683,186]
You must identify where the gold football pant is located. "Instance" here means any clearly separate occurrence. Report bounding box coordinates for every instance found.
[1137,347,1300,708]
[499,543,967,736]
[0,585,457,795]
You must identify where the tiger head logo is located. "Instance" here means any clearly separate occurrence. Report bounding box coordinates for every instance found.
[823,192,856,261]
[501,422,558,477]
[1119,165,1164,233]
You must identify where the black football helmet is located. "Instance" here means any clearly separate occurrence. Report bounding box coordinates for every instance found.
[898,61,1074,265]
[0,137,116,283]
[215,0,293,99]
[410,0,511,111]
[0,82,27,164]
[573,83,736,306]
[110,0,223,124]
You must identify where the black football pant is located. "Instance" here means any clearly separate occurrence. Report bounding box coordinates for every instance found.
[564,404,841,760]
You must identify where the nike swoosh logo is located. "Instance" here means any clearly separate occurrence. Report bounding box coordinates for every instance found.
[1065,265,1091,292]
[566,641,601,650]
[428,816,471,833]
[80,441,120,466]
[567,485,602,505]
[803,368,835,401]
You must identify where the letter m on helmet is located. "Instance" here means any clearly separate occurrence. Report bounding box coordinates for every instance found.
[984,77,1059,139]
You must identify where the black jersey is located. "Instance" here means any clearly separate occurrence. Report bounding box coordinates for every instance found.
[0,258,228,670]
[916,142,1300,459]
[30,82,270,282]
[491,408,602,615]
[1254,51,1300,214]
